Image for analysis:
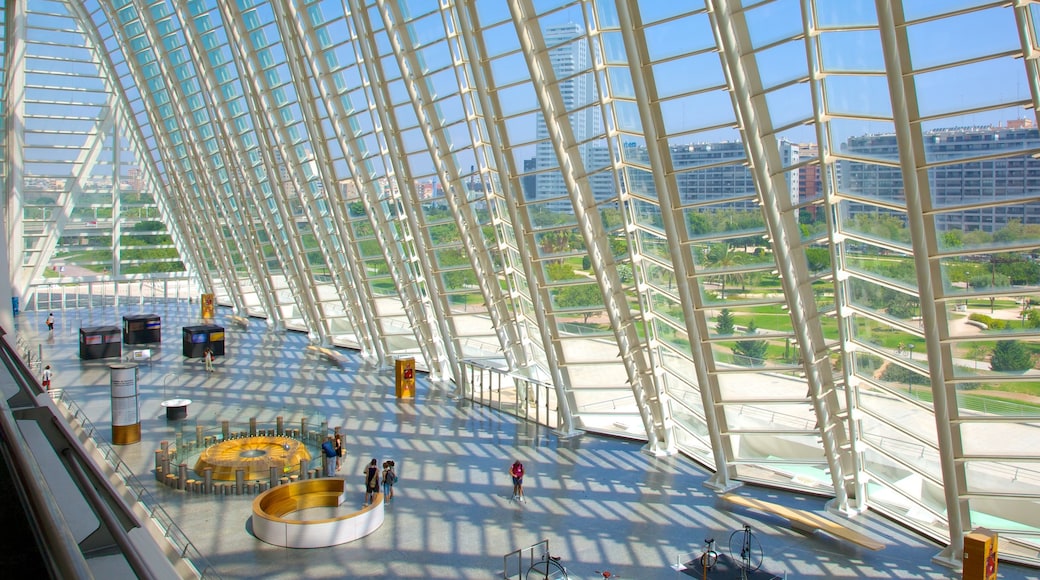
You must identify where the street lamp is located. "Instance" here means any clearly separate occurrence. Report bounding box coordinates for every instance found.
[906,343,916,396]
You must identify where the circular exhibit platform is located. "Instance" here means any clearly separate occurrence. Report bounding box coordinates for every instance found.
[252,478,384,548]
[195,435,311,480]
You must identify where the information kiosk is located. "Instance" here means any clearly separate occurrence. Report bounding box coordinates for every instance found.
[182,325,226,358]
[123,314,162,344]
[79,326,122,360]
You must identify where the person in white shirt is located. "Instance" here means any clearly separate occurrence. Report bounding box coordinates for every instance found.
[42,365,53,390]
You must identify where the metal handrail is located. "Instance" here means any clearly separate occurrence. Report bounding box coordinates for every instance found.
[0,328,214,578]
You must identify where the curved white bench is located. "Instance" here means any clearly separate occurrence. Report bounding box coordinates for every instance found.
[251,478,383,548]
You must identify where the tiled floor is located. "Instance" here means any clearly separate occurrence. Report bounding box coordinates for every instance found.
[18,302,1040,579]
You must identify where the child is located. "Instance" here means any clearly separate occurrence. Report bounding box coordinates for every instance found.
[41,365,53,391]
[510,460,525,502]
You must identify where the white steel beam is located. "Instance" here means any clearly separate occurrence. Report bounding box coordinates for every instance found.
[875,0,965,567]
[509,0,669,450]
[709,0,854,509]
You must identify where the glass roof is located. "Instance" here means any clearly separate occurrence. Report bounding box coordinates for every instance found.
[6,0,1040,567]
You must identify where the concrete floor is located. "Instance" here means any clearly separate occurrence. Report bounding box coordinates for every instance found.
[19,302,1040,579]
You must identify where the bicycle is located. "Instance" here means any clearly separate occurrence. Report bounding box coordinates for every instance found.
[728,524,763,574]
[699,537,718,579]
[525,552,568,580]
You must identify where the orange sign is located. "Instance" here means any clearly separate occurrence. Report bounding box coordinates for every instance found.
[201,293,215,319]
[395,358,416,398]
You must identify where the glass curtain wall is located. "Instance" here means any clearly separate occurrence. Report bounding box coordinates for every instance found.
[6,0,1040,567]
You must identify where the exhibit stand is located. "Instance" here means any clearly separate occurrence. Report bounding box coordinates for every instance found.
[182,324,225,358]
[79,326,122,360]
[123,314,162,344]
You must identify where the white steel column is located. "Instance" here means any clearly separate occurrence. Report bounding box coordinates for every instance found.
[219,0,326,334]
[709,0,854,509]
[875,0,964,567]
[1,0,25,329]
[349,1,445,372]
[271,0,377,353]
[614,0,729,483]
[379,0,517,386]
[510,0,671,451]
[455,0,571,413]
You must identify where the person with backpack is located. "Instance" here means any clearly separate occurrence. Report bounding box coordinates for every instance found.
[321,436,337,477]
[510,459,525,502]
[382,460,397,503]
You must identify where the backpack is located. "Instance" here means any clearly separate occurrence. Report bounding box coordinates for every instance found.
[388,470,398,485]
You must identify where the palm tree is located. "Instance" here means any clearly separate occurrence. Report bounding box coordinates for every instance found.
[703,242,746,300]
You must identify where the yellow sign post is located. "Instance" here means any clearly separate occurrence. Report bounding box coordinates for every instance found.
[962,528,998,580]
[201,293,215,319]
[395,358,415,398]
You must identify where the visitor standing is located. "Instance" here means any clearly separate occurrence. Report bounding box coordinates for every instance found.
[334,432,344,472]
[41,365,53,391]
[364,458,380,506]
[203,346,214,372]
[321,436,337,477]
[510,459,525,502]
[45,313,54,332]
[381,460,397,503]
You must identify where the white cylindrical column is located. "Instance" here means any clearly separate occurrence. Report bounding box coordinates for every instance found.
[110,363,140,444]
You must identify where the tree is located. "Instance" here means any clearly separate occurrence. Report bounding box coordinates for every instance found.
[990,340,1034,372]
[555,284,604,324]
[715,308,735,335]
[703,243,746,299]
[732,319,767,366]
[964,343,991,370]
[805,247,831,272]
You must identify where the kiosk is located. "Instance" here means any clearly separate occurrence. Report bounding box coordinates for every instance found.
[79,326,122,360]
[123,314,162,344]
[182,325,225,358]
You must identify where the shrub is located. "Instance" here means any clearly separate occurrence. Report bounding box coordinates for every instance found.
[968,313,1008,330]
[990,340,1034,372]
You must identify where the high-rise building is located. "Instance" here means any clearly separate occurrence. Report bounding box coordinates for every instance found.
[534,23,614,210]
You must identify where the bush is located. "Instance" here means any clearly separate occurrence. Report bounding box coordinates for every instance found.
[990,340,1034,372]
[968,313,1008,330]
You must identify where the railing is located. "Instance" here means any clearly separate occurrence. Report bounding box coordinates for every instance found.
[53,391,221,578]
[0,327,216,579]
[461,361,561,430]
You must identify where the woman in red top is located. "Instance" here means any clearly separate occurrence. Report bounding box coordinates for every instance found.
[510,460,525,501]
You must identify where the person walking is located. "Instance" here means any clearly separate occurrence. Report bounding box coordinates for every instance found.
[510,459,526,502]
[334,432,344,472]
[321,436,337,477]
[45,313,55,332]
[364,458,380,506]
[381,460,397,503]
[203,346,215,372]
[41,365,53,391]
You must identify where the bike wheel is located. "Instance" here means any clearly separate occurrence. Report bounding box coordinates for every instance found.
[728,529,764,572]
[699,550,718,569]
[526,557,568,580]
